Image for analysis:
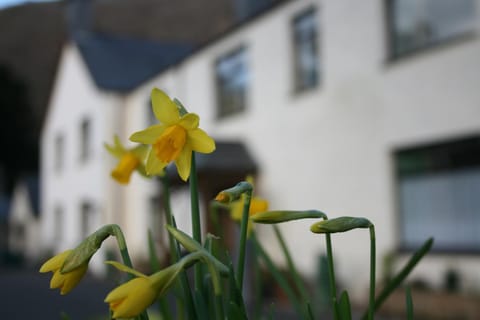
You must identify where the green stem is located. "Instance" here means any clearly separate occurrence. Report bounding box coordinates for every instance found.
[110,225,150,320]
[325,233,339,320]
[273,225,309,302]
[368,225,376,320]
[161,176,177,263]
[236,188,252,290]
[162,177,197,320]
[360,237,433,320]
[189,152,203,292]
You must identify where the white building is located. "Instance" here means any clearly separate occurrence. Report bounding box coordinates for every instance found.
[8,176,41,264]
[42,0,480,301]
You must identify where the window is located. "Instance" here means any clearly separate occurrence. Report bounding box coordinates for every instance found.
[387,0,476,58]
[54,134,64,172]
[80,118,91,162]
[292,8,319,92]
[80,202,95,239]
[54,205,63,242]
[395,135,480,252]
[215,47,249,118]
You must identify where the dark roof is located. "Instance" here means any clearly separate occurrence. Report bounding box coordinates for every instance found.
[74,32,194,91]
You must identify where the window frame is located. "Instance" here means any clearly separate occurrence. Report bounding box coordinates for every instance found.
[393,135,480,254]
[79,117,91,163]
[385,0,477,61]
[291,6,320,93]
[214,45,249,119]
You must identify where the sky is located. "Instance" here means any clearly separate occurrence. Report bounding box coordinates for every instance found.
[0,0,56,9]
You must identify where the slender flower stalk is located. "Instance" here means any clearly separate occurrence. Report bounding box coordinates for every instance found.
[236,188,252,290]
[368,225,376,320]
[189,152,203,292]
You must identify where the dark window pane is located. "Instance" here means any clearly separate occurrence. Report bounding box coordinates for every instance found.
[293,8,319,92]
[395,136,480,252]
[80,118,91,162]
[388,0,476,58]
[215,47,248,118]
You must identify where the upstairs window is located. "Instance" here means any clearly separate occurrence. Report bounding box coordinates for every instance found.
[80,202,95,239]
[80,118,91,162]
[387,0,476,58]
[215,47,249,118]
[54,134,64,172]
[292,8,319,92]
[394,135,480,252]
[54,205,63,242]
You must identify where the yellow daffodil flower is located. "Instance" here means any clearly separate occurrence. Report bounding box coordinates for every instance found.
[39,250,88,295]
[230,176,269,235]
[105,135,149,184]
[104,261,181,318]
[130,88,215,181]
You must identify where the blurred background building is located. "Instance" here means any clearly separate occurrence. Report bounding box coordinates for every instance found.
[2,0,480,317]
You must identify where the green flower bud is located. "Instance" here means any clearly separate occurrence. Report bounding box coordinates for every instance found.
[310,216,372,234]
[251,210,327,224]
[214,181,252,203]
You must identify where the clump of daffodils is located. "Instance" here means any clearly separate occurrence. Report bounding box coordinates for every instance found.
[39,87,432,320]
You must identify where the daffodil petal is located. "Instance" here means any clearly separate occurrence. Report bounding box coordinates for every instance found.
[130,124,166,144]
[175,147,192,181]
[146,149,168,175]
[106,277,156,318]
[50,271,65,289]
[39,250,71,273]
[151,88,180,125]
[178,113,199,130]
[187,128,216,154]
[60,265,88,295]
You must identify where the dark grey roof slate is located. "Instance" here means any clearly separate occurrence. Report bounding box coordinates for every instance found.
[74,32,194,92]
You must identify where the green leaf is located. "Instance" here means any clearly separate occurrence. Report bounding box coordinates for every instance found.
[338,291,352,320]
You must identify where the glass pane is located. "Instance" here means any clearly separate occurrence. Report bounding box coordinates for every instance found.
[390,0,475,57]
[293,9,319,91]
[216,47,248,118]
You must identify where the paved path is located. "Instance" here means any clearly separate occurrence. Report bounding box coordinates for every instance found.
[0,267,114,319]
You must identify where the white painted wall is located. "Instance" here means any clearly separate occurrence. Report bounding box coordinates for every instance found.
[128,0,480,300]
[40,43,126,274]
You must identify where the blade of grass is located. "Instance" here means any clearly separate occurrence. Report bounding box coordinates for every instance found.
[361,237,433,319]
